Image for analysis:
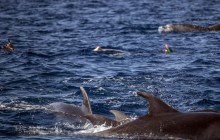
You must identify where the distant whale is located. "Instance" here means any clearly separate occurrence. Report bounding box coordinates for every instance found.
[93,46,124,53]
[1,40,15,52]
[48,86,92,123]
[158,23,220,33]
[94,92,220,139]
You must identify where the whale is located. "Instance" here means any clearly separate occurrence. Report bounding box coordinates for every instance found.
[48,86,129,125]
[85,109,131,127]
[93,92,220,139]
[93,46,124,53]
[47,86,92,123]
[158,23,220,33]
[1,40,15,52]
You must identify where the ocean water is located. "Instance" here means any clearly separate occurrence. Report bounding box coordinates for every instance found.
[0,0,219,139]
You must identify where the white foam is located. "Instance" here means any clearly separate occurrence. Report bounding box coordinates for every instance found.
[158,26,163,33]
[16,122,88,136]
[75,123,112,135]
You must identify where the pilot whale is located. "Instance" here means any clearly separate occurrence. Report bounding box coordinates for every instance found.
[47,86,92,122]
[158,23,220,33]
[93,92,220,139]
[93,46,124,53]
[85,109,131,127]
[48,86,129,125]
[1,40,15,52]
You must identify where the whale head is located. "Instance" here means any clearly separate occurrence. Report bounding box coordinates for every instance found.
[158,24,174,33]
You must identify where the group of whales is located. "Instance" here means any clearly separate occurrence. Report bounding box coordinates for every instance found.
[48,87,131,127]
[0,21,218,139]
[2,23,219,53]
[48,86,220,139]
[93,23,220,53]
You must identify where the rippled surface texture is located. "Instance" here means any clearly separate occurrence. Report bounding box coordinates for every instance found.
[0,0,220,139]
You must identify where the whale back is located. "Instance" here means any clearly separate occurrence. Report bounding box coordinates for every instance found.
[95,92,220,139]
[209,23,220,31]
[48,102,85,116]
[173,24,209,32]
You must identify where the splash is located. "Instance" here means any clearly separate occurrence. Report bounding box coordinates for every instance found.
[75,123,112,135]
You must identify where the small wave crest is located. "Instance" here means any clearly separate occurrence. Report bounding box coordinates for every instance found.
[75,123,111,135]
[0,100,46,111]
[15,122,89,136]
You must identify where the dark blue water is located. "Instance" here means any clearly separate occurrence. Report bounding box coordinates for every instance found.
[0,0,219,139]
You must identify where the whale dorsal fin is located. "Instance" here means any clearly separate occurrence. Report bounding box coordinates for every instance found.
[137,92,178,116]
[80,86,92,115]
[110,110,129,122]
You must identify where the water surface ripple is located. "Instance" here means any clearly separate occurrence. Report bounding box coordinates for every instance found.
[0,0,219,139]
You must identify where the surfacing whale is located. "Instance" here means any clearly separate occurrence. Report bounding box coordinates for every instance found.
[47,86,92,122]
[158,23,220,33]
[85,109,131,127]
[93,46,124,53]
[94,92,220,139]
[48,86,130,125]
[1,40,15,52]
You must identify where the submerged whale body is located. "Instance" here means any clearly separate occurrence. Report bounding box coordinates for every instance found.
[158,23,220,33]
[94,92,220,139]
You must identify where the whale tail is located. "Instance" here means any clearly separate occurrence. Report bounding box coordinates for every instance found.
[80,86,92,115]
[209,23,220,31]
